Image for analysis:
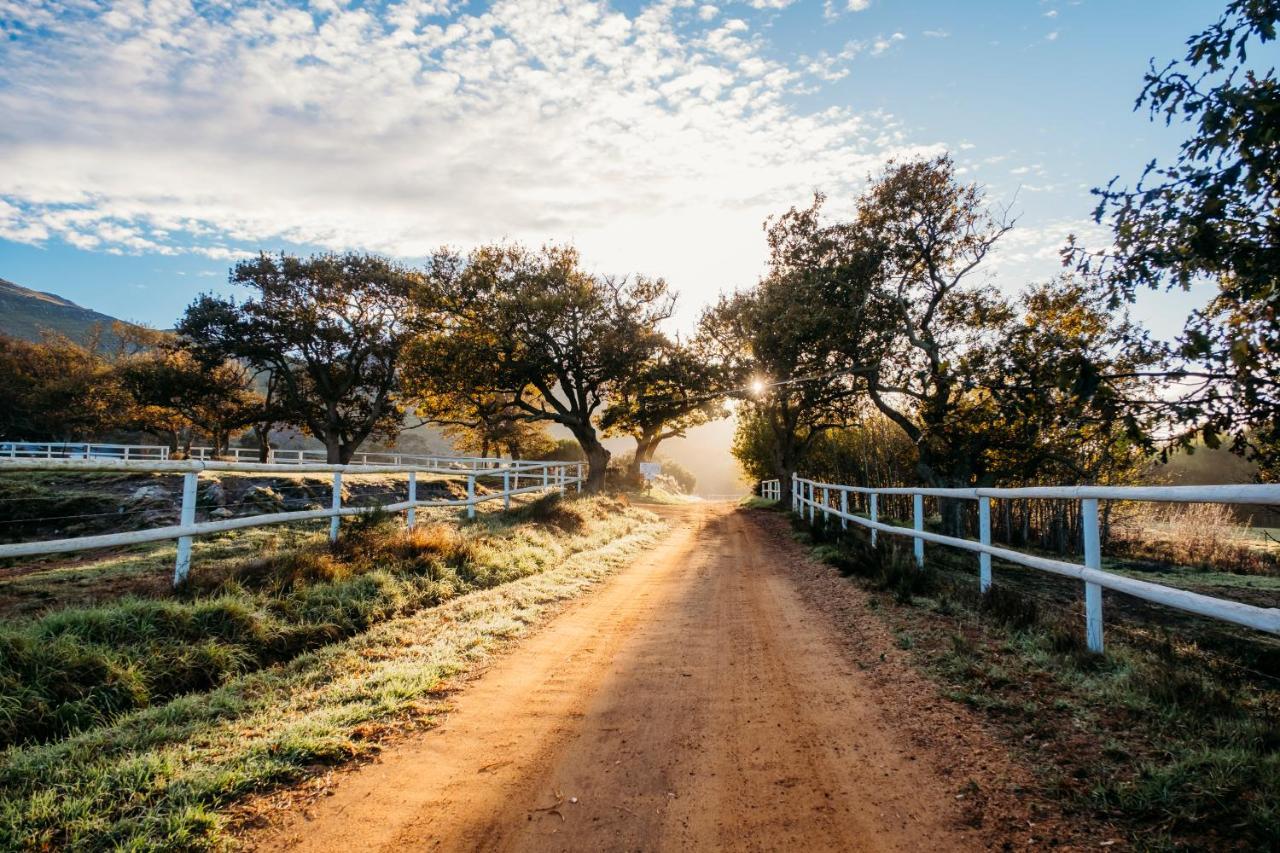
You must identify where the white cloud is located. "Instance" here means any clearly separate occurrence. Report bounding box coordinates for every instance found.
[0,0,939,324]
[922,29,949,38]
[984,219,1109,294]
[697,4,718,20]
[823,0,869,21]
[1046,30,1059,41]
[1044,9,1059,17]
[870,32,905,55]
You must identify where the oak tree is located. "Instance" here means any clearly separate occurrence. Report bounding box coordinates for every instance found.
[178,252,422,463]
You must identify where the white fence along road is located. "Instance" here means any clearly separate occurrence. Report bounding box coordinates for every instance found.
[767,474,1280,653]
[0,457,584,585]
[2,440,552,473]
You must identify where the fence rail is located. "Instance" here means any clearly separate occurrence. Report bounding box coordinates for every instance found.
[0,457,585,585]
[782,474,1280,653]
[187,446,547,471]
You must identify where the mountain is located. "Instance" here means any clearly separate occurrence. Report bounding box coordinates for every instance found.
[0,277,132,347]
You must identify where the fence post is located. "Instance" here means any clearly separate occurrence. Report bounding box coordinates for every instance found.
[330,472,342,542]
[542,466,548,491]
[840,489,848,530]
[913,493,924,567]
[503,471,511,509]
[576,462,583,492]
[808,482,816,523]
[791,474,798,512]
[978,496,992,593]
[870,493,878,547]
[822,486,830,522]
[1082,497,1104,653]
[407,471,417,529]
[559,465,566,495]
[173,471,198,586]
[467,474,476,520]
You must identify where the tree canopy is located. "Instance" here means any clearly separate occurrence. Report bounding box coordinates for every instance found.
[601,337,727,482]
[409,244,673,491]
[1072,0,1279,475]
[177,252,422,463]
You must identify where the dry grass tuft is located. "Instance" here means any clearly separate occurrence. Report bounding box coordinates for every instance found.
[1110,502,1280,575]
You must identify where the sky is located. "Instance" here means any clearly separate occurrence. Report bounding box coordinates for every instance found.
[0,0,1223,343]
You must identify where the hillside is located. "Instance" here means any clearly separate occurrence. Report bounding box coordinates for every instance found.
[0,277,129,347]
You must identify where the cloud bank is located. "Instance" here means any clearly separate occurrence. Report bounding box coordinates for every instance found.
[0,0,940,315]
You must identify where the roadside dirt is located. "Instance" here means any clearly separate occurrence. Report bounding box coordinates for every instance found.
[244,502,1087,852]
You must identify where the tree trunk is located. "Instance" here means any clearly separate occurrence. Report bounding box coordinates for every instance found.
[572,428,611,492]
[325,433,342,464]
[254,425,271,463]
[628,432,657,485]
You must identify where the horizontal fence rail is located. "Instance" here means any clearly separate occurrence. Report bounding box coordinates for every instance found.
[781,474,1280,653]
[187,446,548,471]
[0,457,585,585]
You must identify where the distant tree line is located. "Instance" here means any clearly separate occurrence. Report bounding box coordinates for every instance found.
[0,247,722,492]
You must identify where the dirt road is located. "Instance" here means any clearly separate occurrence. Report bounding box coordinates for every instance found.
[247,503,1033,852]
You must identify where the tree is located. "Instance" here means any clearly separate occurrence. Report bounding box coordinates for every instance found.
[116,345,267,456]
[177,252,422,463]
[837,157,1016,504]
[702,199,866,488]
[411,244,672,491]
[412,388,556,459]
[982,277,1159,487]
[601,338,727,483]
[0,333,129,441]
[1071,1,1280,475]
[739,160,1153,533]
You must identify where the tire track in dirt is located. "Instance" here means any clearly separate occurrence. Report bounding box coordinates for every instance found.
[245,503,1018,851]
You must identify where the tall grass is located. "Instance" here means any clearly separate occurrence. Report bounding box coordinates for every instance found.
[1109,501,1280,576]
[0,496,610,748]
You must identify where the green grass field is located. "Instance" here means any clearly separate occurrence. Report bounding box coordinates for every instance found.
[0,494,666,850]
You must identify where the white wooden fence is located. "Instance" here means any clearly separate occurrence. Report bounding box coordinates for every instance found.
[1,441,170,460]
[760,479,781,501]
[0,457,584,586]
[187,446,542,471]
[2,440,549,472]
[782,474,1280,653]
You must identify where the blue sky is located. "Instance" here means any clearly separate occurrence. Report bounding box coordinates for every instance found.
[0,0,1222,339]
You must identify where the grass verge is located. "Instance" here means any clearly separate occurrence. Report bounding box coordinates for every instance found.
[787,507,1280,850]
[0,495,665,850]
